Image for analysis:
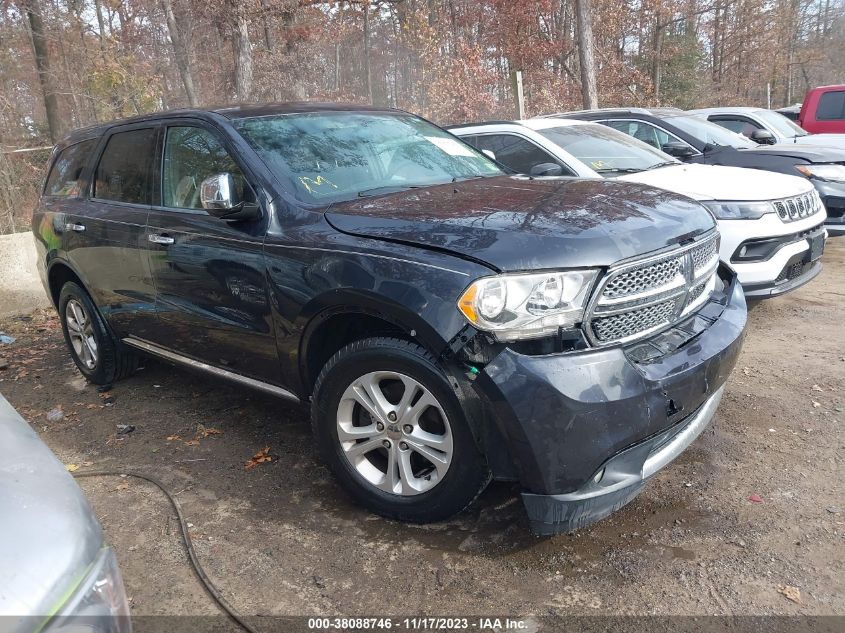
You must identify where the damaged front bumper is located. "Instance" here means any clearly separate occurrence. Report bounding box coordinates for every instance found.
[474,272,746,535]
[521,386,724,535]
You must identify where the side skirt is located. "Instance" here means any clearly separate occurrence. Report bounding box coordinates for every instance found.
[122,337,300,403]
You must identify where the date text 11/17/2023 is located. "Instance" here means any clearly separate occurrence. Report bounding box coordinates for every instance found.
[307,617,534,630]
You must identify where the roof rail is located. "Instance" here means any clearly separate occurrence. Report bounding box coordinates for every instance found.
[444,120,523,129]
[538,106,684,118]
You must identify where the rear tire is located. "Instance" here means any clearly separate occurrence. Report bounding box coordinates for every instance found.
[312,337,490,523]
[58,282,138,385]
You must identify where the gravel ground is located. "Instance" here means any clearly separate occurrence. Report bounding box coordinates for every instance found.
[0,239,843,628]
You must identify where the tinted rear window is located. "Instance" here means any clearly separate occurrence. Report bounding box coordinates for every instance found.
[817,91,845,121]
[44,140,95,197]
[94,128,158,204]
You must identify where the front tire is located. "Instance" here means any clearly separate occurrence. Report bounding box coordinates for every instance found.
[58,282,137,385]
[312,337,490,523]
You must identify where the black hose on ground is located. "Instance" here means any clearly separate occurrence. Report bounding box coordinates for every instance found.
[72,470,259,633]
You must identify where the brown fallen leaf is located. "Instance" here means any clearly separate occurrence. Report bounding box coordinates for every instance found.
[114,481,129,491]
[195,424,222,439]
[778,585,801,604]
[245,446,272,470]
[166,435,182,441]
[184,439,200,446]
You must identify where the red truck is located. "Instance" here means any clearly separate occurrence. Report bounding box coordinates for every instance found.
[799,85,845,134]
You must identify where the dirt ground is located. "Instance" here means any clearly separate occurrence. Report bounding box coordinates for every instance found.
[1,240,843,627]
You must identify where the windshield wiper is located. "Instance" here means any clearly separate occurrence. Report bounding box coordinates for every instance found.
[357,185,421,198]
[644,161,678,171]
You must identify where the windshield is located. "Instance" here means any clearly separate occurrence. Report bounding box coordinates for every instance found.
[538,124,678,175]
[667,115,757,148]
[233,112,502,203]
[756,109,809,138]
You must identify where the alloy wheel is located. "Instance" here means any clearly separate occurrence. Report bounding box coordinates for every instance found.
[65,298,98,370]
[336,371,453,496]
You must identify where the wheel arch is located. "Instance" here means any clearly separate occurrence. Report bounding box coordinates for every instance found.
[46,259,89,309]
[298,291,458,397]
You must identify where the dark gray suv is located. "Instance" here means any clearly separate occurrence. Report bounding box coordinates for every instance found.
[32,103,746,534]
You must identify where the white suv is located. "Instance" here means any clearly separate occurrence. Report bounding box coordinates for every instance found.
[450,118,828,298]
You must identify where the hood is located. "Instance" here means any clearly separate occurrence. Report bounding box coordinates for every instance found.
[0,393,102,616]
[325,176,715,272]
[617,163,813,202]
[792,134,845,150]
[744,143,845,163]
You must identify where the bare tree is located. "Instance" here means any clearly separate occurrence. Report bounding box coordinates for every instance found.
[575,0,598,108]
[22,0,62,141]
[364,0,373,103]
[162,0,199,106]
[231,0,253,101]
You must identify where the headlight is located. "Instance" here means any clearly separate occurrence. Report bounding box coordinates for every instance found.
[458,270,598,341]
[795,164,845,182]
[44,547,131,633]
[701,201,773,220]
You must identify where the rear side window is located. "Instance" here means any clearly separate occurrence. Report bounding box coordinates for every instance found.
[94,128,158,204]
[604,121,673,150]
[712,117,760,136]
[44,140,95,197]
[470,134,566,175]
[817,91,845,121]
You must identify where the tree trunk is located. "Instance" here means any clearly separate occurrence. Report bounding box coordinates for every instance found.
[232,1,253,102]
[652,20,664,103]
[574,0,598,109]
[363,0,373,104]
[162,0,198,106]
[259,0,274,51]
[93,0,107,58]
[23,0,62,142]
[712,0,721,82]
[335,42,341,92]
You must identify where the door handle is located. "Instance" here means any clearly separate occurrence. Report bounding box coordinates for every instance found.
[148,233,175,245]
[65,223,86,232]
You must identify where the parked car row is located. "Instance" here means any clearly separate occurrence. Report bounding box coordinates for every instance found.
[543,108,845,237]
[450,117,827,297]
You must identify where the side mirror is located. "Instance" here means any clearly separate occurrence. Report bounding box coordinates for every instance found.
[200,173,259,221]
[661,141,696,159]
[750,129,775,144]
[481,149,497,161]
[529,162,564,177]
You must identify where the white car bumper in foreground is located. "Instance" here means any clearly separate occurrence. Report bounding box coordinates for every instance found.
[718,213,827,298]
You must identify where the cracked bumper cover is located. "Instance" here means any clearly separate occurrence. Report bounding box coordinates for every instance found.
[475,274,746,535]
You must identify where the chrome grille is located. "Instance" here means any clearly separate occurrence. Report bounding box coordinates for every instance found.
[687,280,707,304]
[603,258,682,299]
[691,238,718,274]
[584,232,720,346]
[773,191,821,222]
[592,299,678,342]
